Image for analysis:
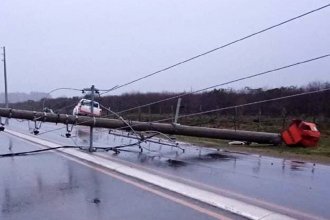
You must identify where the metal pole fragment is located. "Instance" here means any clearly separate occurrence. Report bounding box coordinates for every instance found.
[82,85,96,152]
[89,85,95,151]
[174,98,182,124]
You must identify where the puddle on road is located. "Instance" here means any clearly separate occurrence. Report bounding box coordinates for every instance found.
[205,152,235,160]
[186,152,236,162]
[289,160,308,171]
[167,159,187,167]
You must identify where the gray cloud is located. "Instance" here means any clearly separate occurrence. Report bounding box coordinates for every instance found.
[0,0,329,97]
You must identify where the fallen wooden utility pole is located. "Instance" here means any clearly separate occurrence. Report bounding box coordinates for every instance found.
[0,108,282,145]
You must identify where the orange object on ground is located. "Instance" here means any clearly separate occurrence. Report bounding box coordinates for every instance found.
[281,120,320,147]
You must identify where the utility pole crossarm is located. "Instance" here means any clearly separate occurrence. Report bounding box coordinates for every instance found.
[0,108,282,145]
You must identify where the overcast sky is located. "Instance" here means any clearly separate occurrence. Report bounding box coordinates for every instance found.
[0,0,329,97]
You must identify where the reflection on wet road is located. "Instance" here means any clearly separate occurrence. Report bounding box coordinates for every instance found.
[4,120,330,219]
[0,133,237,220]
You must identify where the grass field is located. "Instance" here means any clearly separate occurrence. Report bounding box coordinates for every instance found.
[127,113,330,164]
[176,134,330,164]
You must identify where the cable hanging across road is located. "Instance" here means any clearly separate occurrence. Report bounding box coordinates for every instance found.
[0,146,80,158]
[100,3,330,95]
[42,87,82,110]
[112,54,330,115]
[24,53,329,136]
[31,4,330,135]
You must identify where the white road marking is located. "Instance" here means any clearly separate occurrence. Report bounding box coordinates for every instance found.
[5,129,295,220]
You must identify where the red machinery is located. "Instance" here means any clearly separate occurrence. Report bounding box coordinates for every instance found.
[282,120,320,147]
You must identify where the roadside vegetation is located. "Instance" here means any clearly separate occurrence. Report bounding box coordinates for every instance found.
[175,121,330,164]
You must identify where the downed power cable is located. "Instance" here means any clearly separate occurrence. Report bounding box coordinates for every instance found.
[0,145,81,158]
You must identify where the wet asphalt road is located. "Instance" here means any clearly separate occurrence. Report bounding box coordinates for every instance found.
[4,120,330,219]
[0,131,240,220]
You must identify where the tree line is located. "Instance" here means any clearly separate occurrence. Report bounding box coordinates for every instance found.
[4,82,330,119]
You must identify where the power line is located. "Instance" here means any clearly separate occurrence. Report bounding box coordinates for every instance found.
[50,102,78,114]
[100,3,330,95]
[113,54,330,115]
[154,88,330,123]
[17,88,329,141]
[34,51,330,136]
[112,87,330,131]
[99,103,140,138]
[0,145,80,158]
[42,87,82,110]
[29,53,330,136]
[26,4,330,135]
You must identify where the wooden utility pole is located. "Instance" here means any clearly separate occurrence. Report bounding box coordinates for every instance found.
[0,107,282,145]
[2,47,8,125]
